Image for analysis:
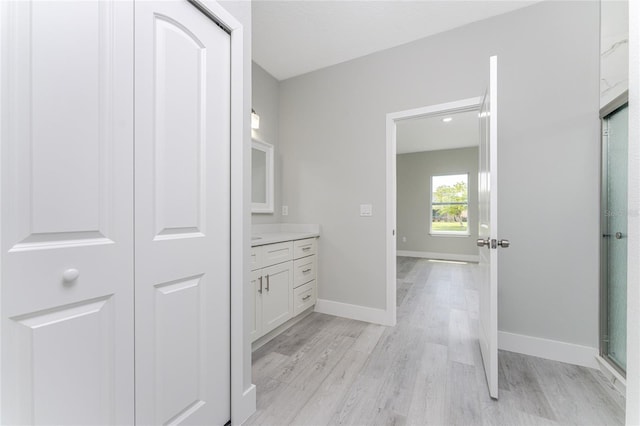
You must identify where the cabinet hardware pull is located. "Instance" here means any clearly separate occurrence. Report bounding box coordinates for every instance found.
[258,276,263,294]
[302,268,311,273]
[302,247,311,251]
[265,274,270,291]
[302,295,311,301]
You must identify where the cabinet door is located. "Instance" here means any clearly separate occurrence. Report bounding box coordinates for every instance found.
[134,1,231,424]
[250,269,263,342]
[0,1,134,424]
[262,261,294,335]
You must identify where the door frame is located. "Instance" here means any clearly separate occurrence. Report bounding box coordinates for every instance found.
[599,91,629,378]
[385,96,482,326]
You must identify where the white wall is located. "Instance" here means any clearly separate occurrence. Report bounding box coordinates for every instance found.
[626,0,639,422]
[252,62,282,224]
[397,148,479,257]
[279,1,601,347]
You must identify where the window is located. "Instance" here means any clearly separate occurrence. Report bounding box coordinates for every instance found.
[431,174,469,235]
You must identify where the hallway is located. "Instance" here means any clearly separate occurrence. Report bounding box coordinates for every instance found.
[247,257,624,425]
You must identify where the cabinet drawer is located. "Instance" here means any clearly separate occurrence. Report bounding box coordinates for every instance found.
[293,255,316,288]
[293,280,316,315]
[262,241,293,267]
[293,238,317,259]
[250,246,263,271]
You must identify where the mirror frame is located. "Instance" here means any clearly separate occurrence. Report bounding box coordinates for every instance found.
[251,138,274,213]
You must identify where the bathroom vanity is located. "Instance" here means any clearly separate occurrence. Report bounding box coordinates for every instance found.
[250,224,320,345]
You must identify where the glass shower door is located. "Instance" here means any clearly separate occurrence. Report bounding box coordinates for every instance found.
[601,103,628,374]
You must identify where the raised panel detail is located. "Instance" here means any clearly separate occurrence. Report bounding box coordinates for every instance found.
[10,296,114,425]
[153,15,206,239]
[155,275,204,424]
[6,1,116,250]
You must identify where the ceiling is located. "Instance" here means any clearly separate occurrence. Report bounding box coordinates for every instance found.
[396,110,479,154]
[252,0,541,81]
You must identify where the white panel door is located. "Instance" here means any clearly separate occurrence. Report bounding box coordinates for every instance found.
[135,1,231,424]
[0,1,134,424]
[478,55,501,399]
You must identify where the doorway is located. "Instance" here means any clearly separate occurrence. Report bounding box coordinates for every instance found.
[385,97,482,327]
[600,96,629,377]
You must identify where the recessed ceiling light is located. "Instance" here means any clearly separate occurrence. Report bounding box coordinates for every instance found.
[442,117,453,123]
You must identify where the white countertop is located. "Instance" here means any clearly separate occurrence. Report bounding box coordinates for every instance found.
[251,223,320,247]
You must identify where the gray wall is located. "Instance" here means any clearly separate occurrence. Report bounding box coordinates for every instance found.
[279,1,600,347]
[397,148,479,256]
[251,62,281,224]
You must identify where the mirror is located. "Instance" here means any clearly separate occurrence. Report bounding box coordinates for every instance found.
[252,138,274,213]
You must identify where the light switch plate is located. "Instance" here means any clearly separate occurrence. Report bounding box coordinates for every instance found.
[282,205,289,216]
[360,204,373,217]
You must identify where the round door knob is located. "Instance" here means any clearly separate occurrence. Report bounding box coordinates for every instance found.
[615,232,623,240]
[63,268,80,282]
[498,239,510,248]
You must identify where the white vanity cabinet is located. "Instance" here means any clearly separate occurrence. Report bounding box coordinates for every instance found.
[250,237,318,343]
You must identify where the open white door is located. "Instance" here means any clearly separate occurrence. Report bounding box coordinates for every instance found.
[135,1,231,424]
[478,56,508,399]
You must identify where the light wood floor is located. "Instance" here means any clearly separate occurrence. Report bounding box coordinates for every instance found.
[246,257,625,426]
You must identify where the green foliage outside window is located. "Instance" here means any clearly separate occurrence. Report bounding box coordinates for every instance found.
[431,175,468,233]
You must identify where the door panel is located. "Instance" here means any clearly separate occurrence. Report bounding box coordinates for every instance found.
[602,104,628,372]
[262,262,293,334]
[155,276,204,423]
[154,15,207,237]
[1,1,134,424]
[11,297,115,425]
[478,55,499,399]
[135,1,231,424]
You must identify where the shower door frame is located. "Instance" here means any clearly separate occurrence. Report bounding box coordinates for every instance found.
[600,90,629,377]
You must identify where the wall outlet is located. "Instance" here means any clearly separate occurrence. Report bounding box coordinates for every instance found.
[282,205,288,216]
[360,204,373,217]
[402,236,407,243]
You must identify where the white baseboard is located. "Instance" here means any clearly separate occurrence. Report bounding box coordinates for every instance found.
[232,384,256,426]
[397,250,479,263]
[315,298,393,326]
[498,331,599,369]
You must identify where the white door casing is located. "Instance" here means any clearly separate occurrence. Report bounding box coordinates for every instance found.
[134,1,231,424]
[0,1,135,424]
[478,55,499,399]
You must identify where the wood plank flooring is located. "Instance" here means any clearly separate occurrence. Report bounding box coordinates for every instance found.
[246,257,625,426]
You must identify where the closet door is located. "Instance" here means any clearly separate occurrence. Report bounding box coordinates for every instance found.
[134,1,231,424]
[0,1,134,424]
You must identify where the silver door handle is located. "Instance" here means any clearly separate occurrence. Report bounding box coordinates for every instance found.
[498,239,510,248]
[477,238,490,248]
[258,276,263,294]
[265,274,270,292]
[615,232,623,239]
